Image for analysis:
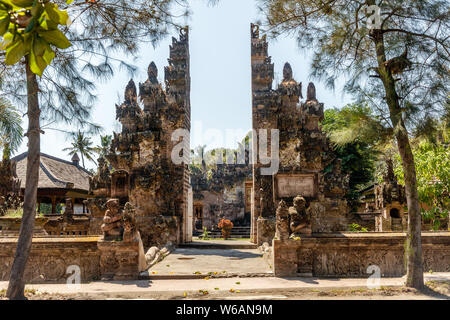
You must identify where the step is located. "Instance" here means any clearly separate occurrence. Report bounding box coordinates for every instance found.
[178,241,257,250]
[138,272,273,280]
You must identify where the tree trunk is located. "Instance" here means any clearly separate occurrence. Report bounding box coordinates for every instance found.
[6,57,41,300]
[81,152,85,168]
[371,29,424,289]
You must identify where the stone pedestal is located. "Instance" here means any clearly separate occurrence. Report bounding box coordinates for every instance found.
[256,217,275,246]
[98,236,146,280]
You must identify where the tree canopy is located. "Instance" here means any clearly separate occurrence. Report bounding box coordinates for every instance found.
[1,0,189,135]
[322,104,380,199]
[0,97,22,159]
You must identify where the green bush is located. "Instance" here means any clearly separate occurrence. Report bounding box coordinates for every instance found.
[349,223,368,232]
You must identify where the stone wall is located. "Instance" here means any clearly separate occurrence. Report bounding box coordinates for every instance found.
[0,237,101,283]
[191,164,251,229]
[272,233,450,277]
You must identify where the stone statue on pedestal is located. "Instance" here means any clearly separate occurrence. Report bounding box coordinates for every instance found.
[275,200,290,240]
[122,202,140,242]
[288,195,312,237]
[101,199,123,240]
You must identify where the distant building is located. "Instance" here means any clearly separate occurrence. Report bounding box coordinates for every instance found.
[12,152,92,215]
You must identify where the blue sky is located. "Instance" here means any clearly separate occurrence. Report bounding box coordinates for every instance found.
[15,0,351,169]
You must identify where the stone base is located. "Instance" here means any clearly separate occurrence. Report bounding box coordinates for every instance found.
[136,215,180,248]
[98,236,146,281]
[0,237,100,283]
[272,232,450,277]
[256,217,275,246]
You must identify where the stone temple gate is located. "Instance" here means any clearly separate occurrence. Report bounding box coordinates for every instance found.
[88,23,352,248]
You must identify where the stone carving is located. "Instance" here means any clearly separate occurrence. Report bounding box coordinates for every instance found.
[148,61,158,84]
[275,200,290,240]
[122,202,139,242]
[323,159,350,197]
[306,82,317,102]
[124,79,138,104]
[288,195,312,237]
[276,174,316,198]
[63,198,74,223]
[101,199,123,241]
[373,158,407,231]
[279,62,302,98]
[283,62,293,81]
[376,158,406,207]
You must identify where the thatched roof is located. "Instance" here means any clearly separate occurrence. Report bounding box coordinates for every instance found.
[12,152,92,192]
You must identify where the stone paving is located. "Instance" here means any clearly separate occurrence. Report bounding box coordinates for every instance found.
[147,243,271,276]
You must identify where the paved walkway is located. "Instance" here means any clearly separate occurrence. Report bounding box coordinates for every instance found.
[1,273,448,298]
[147,244,270,276]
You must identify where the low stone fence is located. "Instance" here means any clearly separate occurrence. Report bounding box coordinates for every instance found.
[272,232,450,277]
[0,237,101,283]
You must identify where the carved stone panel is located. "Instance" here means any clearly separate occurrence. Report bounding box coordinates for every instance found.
[275,174,317,199]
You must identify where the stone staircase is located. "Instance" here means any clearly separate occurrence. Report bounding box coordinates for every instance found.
[193,226,251,239]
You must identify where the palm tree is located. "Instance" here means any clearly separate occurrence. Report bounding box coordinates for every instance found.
[63,131,96,168]
[94,135,112,159]
[0,98,23,160]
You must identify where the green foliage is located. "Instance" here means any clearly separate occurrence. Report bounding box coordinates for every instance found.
[349,223,368,232]
[322,104,380,198]
[0,97,22,158]
[393,139,449,212]
[94,134,112,158]
[201,226,210,240]
[421,208,449,231]
[0,0,72,76]
[5,206,23,217]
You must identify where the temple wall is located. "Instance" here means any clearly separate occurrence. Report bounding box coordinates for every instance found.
[272,233,450,277]
[0,237,100,283]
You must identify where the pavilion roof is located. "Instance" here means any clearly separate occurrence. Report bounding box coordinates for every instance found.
[11,152,92,192]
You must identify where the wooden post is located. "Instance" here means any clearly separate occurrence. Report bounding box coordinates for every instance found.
[51,196,56,214]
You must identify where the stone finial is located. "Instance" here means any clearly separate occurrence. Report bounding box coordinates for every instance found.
[306,82,317,102]
[148,62,158,84]
[283,62,293,81]
[251,23,259,39]
[71,153,80,166]
[124,79,137,104]
[180,26,189,41]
